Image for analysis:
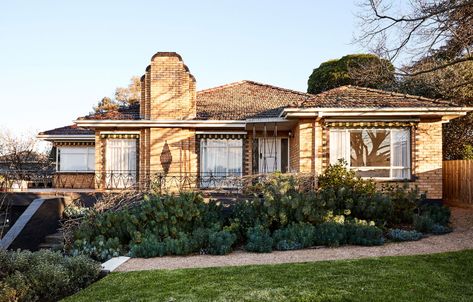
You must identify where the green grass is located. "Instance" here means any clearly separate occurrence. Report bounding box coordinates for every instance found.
[64,250,473,302]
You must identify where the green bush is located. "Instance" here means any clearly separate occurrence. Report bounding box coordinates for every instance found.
[382,183,419,225]
[245,226,273,253]
[208,230,237,255]
[431,224,453,235]
[419,203,451,226]
[0,250,100,302]
[73,193,222,261]
[313,222,384,247]
[413,215,435,233]
[387,229,423,242]
[313,222,347,247]
[345,223,384,246]
[272,223,316,251]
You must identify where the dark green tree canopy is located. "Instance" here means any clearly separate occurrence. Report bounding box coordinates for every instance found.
[307,54,395,94]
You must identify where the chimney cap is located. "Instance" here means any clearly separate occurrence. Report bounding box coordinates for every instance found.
[151,52,183,61]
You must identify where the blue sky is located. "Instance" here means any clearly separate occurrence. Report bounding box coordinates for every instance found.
[0,0,363,135]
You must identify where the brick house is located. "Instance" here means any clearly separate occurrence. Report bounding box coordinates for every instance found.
[38,52,472,200]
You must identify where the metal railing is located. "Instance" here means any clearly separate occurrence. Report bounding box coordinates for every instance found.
[0,170,317,193]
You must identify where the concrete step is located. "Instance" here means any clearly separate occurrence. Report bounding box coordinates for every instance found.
[43,232,64,245]
[38,242,64,251]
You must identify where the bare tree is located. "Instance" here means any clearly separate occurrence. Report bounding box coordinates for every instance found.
[356,0,473,78]
[0,129,52,179]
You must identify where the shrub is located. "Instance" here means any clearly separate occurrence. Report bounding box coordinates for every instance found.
[387,229,423,242]
[382,183,420,225]
[245,225,273,253]
[208,230,237,255]
[413,215,435,233]
[272,223,316,251]
[0,249,100,302]
[345,223,384,246]
[431,224,453,235]
[313,222,347,247]
[72,192,221,261]
[72,236,122,261]
[419,203,451,226]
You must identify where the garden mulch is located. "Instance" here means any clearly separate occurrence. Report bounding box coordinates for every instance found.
[116,207,473,272]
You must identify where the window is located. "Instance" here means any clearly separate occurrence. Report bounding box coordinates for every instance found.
[200,139,243,187]
[105,139,137,189]
[329,128,410,179]
[258,138,289,173]
[58,147,95,172]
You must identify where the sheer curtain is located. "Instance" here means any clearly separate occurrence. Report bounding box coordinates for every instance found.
[329,129,350,165]
[391,129,410,179]
[200,139,243,187]
[105,139,137,188]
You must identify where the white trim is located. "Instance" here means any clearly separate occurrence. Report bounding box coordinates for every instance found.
[74,119,246,128]
[195,131,248,135]
[37,135,95,141]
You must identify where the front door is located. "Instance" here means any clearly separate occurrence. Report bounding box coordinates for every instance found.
[258,138,280,173]
[105,139,137,189]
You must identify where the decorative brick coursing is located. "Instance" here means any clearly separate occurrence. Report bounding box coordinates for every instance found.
[94,132,105,189]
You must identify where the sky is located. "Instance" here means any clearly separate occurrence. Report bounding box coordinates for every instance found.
[0,0,364,136]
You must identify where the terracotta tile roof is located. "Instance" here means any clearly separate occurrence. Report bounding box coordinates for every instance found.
[195,80,313,120]
[295,85,458,108]
[39,124,94,136]
[78,103,141,120]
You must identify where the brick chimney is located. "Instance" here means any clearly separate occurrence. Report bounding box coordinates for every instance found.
[140,52,196,120]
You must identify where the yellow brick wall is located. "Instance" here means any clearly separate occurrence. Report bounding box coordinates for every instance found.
[149,128,197,175]
[413,120,443,199]
[149,54,196,120]
[287,118,443,199]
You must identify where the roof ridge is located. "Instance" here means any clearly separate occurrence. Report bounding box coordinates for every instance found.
[197,80,313,97]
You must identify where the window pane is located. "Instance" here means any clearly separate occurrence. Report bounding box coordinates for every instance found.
[350,129,390,167]
[330,130,350,164]
[59,147,91,171]
[392,129,410,168]
[200,139,243,188]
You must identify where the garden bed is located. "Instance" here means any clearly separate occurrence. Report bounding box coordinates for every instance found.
[114,207,473,271]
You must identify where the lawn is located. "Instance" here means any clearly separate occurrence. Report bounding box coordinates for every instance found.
[64,250,473,302]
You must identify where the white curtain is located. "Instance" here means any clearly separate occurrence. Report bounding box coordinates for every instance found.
[200,139,243,187]
[329,129,350,165]
[105,139,137,188]
[391,129,410,179]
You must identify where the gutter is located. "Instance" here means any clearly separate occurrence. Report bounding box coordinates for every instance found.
[36,134,95,141]
[74,119,247,128]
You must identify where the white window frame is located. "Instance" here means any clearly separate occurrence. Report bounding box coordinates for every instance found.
[329,128,411,180]
[57,146,95,172]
